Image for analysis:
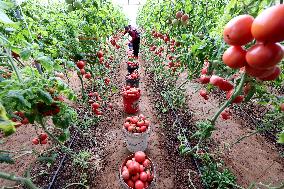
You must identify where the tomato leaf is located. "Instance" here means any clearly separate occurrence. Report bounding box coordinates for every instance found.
[0,9,13,24]
[37,56,53,71]
[6,90,32,108]
[0,153,15,164]
[20,48,32,60]
[37,89,53,104]
[277,132,284,144]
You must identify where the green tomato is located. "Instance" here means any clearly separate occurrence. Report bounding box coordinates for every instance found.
[67,4,74,12]
[65,0,74,4]
[74,1,83,9]
[172,19,179,26]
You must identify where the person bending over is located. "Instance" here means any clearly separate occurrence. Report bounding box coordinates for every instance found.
[124,25,140,58]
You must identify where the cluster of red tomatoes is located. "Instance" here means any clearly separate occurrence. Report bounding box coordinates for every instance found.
[151,31,170,43]
[37,102,61,117]
[124,114,150,134]
[223,5,284,81]
[11,111,29,127]
[121,151,154,189]
[198,60,246,120]
[123,86,141,99]
[88,92,103,115]
[126,71,139,80]
[110,37,121,49]
[127,61,139,69]
[32,133,48,145]
[76,60,92,79]
[174,11,189,25]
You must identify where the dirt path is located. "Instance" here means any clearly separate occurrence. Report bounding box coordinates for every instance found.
[92,51,187,189]
[178,72,284,187]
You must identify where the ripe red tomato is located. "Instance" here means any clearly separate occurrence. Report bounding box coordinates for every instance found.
[132,174,140,182]
[280,104,284,112]
[134,151,146,163]
[126,180,134,188]
[132,117,139,124]
[122,170,130,180]
[140,172,148,182]
[135,180,144,189]
[21,118,29,125]
[201,67,208,75]
[80,69,86,75]
[251,5,284,43]
[32,138,39,145]
[259,66,281,81]
[181,14,189,22]
[97,50,104,58]
[142,159,151,168]
[126,160,132,167]
[226,90,244,104]
[209,75,223,86]
[124,122,130,129]
[199,89,208,98]
[140,126,147,133]
[128,125,134,132]
[246,43,283,69]
[139,165,145,173]
[221,111,231,120]
[85,73,91,79]
[92,102,100,109]
[223,15,254,45]
[199,75,210,84]
[222,46,247,69]
[76,61,85,69]
[218,80,234,91]
[245,65,275,78]
[39,133,48,141]
[41,139,47,145]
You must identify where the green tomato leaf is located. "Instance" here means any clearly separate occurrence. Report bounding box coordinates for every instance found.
[6,90,32,108]
[20,48,32,61]
[0,153,15,164]
[37,89,53,104]
[0,10,13,24]
[37,56,53,71]
[277,132,284,144]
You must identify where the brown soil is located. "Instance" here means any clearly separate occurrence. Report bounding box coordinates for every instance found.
[0,125,48,187]
[178,71,284,187]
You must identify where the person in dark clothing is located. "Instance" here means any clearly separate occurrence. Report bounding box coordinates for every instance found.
[124,26,140,58]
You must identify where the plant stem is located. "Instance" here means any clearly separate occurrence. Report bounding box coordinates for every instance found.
[39,118,74,156]
[78,75,86,100]
[0,171,39,189]
[210,73,246,124]
[6,50,22,81]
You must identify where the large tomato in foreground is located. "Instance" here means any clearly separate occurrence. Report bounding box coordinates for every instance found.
[246,43,283,69]
[251,5,284,43]
[259,66,281,81]
[222,46,247,69]
[245,65,275,78]
[223,15,254,46]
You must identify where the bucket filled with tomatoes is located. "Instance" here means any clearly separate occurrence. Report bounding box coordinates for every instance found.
[123,114,151,152]
[123,86,141,114]
[127,61,139,74]
[126,71,140,88]
[119,151,156,189]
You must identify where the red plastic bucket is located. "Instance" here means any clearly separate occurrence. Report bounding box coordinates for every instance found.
[122,87,141,114]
